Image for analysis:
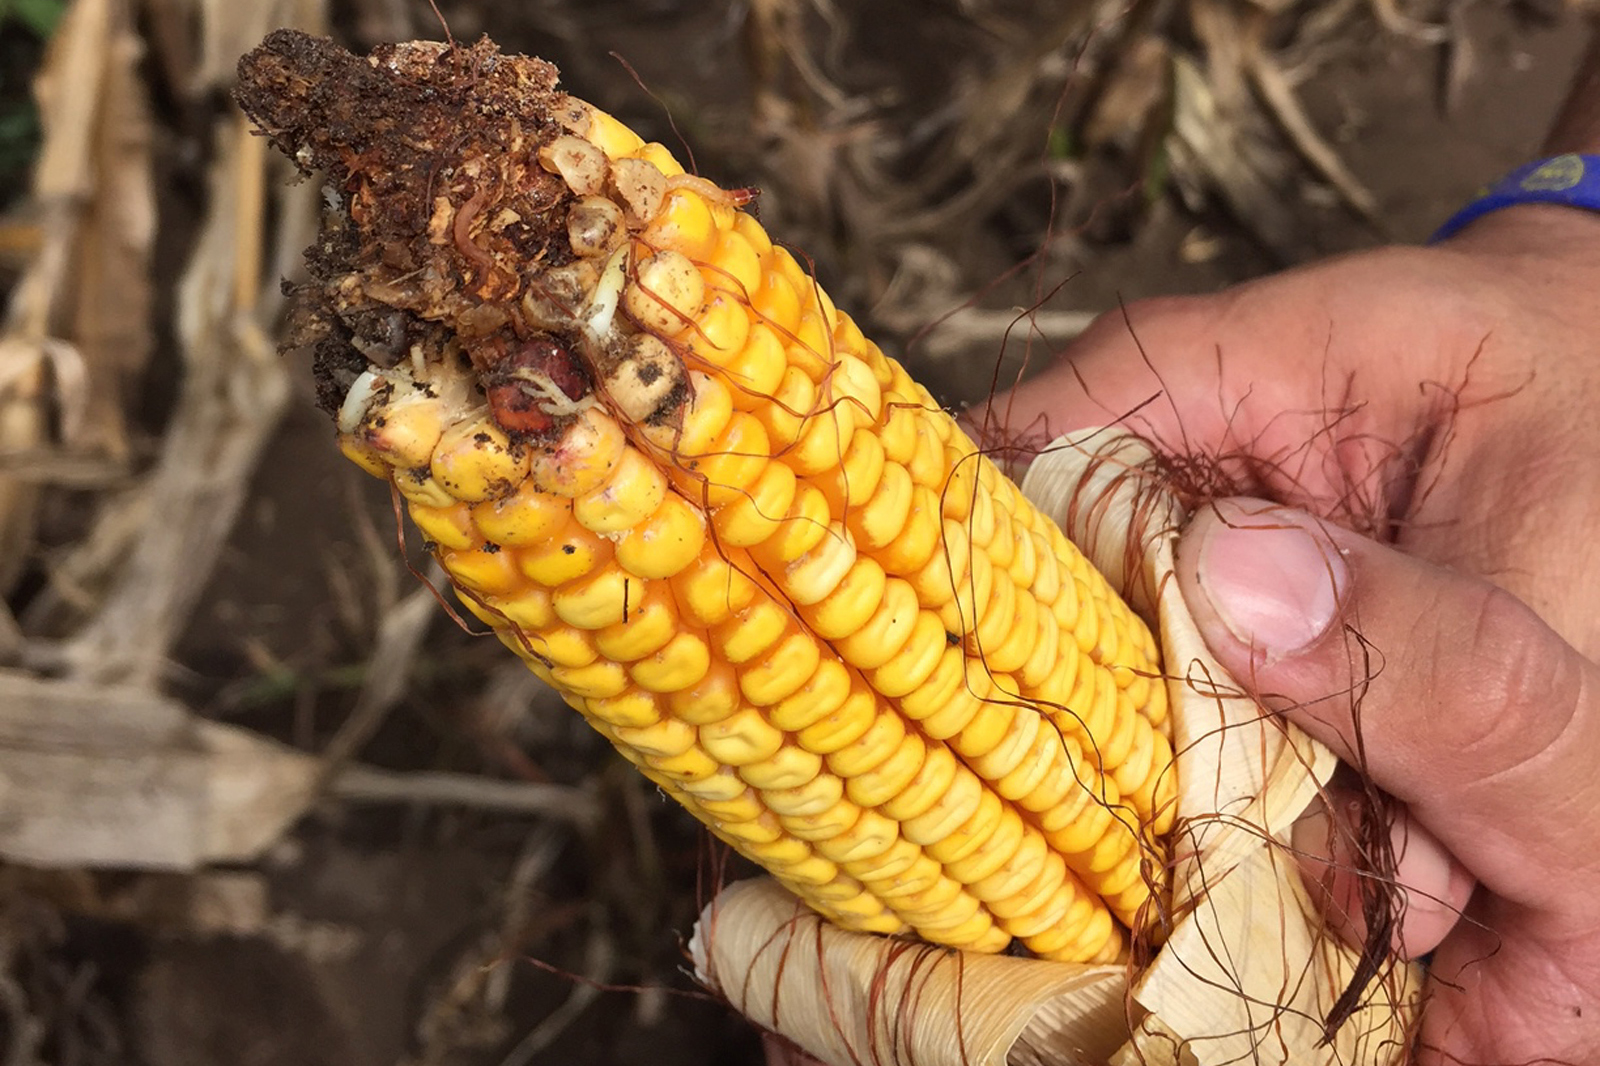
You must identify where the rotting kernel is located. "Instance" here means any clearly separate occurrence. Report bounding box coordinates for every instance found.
[625,249,705,336]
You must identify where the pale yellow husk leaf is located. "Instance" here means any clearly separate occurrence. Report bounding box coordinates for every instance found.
[687,429,1422,1066]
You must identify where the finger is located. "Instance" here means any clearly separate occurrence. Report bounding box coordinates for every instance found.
[1289,784,1476,959]
[1174,498,1600,920]
[974,250,1488,516]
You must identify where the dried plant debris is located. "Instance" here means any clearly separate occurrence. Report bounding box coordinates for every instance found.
[237,32,586,416]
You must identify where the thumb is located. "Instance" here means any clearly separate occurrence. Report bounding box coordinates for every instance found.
[1174,499,1600,931]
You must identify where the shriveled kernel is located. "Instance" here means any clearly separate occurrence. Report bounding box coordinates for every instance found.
[602,334,685,424]
[567,195,626,258]
[625,249,705,336]
[538,134,608,195]
[611,157,667,222]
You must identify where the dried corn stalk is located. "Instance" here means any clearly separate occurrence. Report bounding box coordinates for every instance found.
[234,31,1419,1063]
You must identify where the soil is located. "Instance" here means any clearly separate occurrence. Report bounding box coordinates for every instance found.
[5,2,1593,1065]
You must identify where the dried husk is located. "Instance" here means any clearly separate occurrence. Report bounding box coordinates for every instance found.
[689,429,1421,1066]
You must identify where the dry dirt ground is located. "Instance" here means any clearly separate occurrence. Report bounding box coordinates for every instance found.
[0,1,1592,1064]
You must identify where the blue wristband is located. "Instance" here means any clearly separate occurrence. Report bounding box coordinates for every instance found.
[1430,153,1600,243]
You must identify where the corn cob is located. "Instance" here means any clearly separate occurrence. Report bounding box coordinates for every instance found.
[236,30,1177,963]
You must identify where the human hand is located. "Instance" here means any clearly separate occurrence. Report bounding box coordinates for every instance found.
[981,204,1600,659]
[1175,498,1600,1064]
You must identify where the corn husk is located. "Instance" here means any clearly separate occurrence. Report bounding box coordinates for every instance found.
[688,429,1421,1066]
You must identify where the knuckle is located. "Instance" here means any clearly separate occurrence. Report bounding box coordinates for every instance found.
[1437,584,1584,771]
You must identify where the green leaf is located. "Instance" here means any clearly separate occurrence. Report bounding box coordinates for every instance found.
[1,0,67,39]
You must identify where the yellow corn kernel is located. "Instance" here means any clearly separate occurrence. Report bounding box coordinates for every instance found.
[409,502,478,550]
[739,629,822,705]
[833,577,918,671]
[574,447,668,534]
[517,523,610,586]
[440,544,522,595]
[594,587,677,661]
[668,549,759,627]
[843,734,927,808]
[712,460,796,547]
[430,419,528,503]
[798,557,885,640]
[738,744,824,791]
[667,658,741,724]
[472,482,571,547]
[723,321,788,405]
[552,565,632,629]
[629,631,711,693]
[644,187,716,260]
[704,227,762,299]
[614,494,705,580]
[683,290,752,367]
[780,523,857,607]
[768,658,852,732]
[794,687,878,754]
[701,706,784,766]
